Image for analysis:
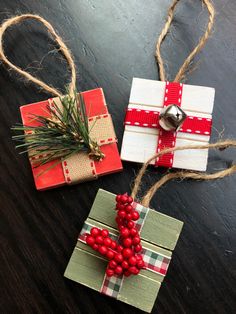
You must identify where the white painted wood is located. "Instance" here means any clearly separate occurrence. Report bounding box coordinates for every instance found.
[121,130,156,165]
[121,77,215,171]
[129,78,166,107]
[121,130,209,170]
[121,131,208,171]
[129,78,215,114]
[173,138,208,171]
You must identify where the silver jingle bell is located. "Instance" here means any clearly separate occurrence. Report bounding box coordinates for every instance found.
[159,104,187,131]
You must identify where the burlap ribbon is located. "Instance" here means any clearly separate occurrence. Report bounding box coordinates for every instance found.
[49,97,117,184]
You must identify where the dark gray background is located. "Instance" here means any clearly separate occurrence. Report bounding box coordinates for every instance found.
[0,0,235,313]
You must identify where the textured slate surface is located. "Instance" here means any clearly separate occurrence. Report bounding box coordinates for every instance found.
[0,1,235,313]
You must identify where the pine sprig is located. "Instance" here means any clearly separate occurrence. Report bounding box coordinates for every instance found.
[12,91,105,168]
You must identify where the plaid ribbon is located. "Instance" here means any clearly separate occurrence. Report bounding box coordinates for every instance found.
[100,274,124,298]
[132,202,149,232]
[78,202,171,299]
[78,222,117,242]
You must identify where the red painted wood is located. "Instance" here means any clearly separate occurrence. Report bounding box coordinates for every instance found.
[20,88,122,190]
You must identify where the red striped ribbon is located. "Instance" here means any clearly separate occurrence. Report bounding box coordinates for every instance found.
[124,82,212,167]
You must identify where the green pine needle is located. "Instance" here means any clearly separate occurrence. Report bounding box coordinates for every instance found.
[12,91,105,169]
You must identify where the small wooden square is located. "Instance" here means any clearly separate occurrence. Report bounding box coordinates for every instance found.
[20,88,123,190]
[121,78,215,171]
[64,189,183,312]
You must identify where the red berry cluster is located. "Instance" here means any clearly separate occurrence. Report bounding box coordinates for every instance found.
[85,193,145,277]
[86,227,117,261]
[115,193,142,253]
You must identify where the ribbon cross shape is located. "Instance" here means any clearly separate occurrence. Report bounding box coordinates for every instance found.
[29,95,117,184]
[79,202,171,299]
[124,82,212,168]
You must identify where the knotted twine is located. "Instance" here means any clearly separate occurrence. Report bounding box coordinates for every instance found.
[0,14,116,184]
[130,1,236,207]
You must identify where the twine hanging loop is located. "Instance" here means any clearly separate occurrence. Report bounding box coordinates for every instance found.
[0,14,76,96]
[156,0,215,82]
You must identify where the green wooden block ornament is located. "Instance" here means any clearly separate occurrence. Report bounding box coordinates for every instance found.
[64,140,236,312]
[64,189,183,312]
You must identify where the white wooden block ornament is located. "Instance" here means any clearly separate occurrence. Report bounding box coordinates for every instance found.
[121,78,215,171]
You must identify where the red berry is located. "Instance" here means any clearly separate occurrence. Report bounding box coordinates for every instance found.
[92,243,99,251]
[127,221,135,229]
[114,253,123,263]
[125,205,133,212]
[132,211,140,221]
[118,210,126,219]
[129,266,139,275]
[128,256,137,266]
[115,265,123,275]
[103,237,112,247]
[130,228,138,237]
[124,270,131,277]
[127,196,133,204]
[126,213,132,220]
[121,260,129,269]
[132,236,140,245]
[101,229,109,238]
[136,254,143,261]
[95,235,104,244]
[118,225,125,231]
[134,244,142,253]
[110,241,117,250]
[123,237,132,247]
[116,203,125,210]
[91,227,100,237]
[115,217,123,225]
[116,194,121,202]
[109,260,117,269]
[116,245,123,253]
[122,248,133,259]
[99,245,108,255]
[106,268,114,277]
[120,228,130,238]
[106,250,115,260]
[136,259,145,269]
[86,235,95,246]
[120,194,128,204]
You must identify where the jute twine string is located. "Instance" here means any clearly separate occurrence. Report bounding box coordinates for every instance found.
[129,0,224,208]
[156,0,215,82]
[1,13,235,206]
[0,14,76,97]
[131,140,236,208]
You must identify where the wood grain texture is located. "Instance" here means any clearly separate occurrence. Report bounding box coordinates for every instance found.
[89,189,183,250]
[64,189,179,311]
[0,0,236,313]
[121,78,214,171]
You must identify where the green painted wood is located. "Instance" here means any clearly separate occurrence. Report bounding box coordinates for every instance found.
[64,248,107,291]
[118,274,161,313]
[89,189,183,251]
[64,246,160,312]
[64,189,183,311]
[76,218,172,283]
[142,210,183,250]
